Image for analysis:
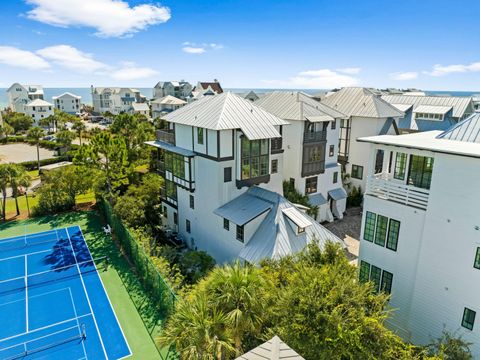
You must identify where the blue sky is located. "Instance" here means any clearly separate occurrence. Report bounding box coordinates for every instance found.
[1,0,480,90]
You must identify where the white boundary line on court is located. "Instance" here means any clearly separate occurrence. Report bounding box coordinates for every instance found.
[76,225,133,359]
[0,248,51,263]
[65,227,109,360]
[68,287,88,360]
[0,229,59,243]
[24,255,28,332]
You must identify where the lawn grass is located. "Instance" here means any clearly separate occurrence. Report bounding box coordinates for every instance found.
[27,169,40,180]
[0,211,175,360]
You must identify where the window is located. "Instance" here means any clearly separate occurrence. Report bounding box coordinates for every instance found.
[408,155,434,189]
[224,167,232,182]
[271,159,278,174]
[165,152,186,179]
[329,145,335,157]
[333,171,338,184]
[186,219,191,233]
[474,247,480,269]
[197,128,204,144]
[165,180,177,201]
[375,150,384,174]
[223,218,230,231]
[374,215,388,247]
[394,153,407,180]
[331,119,336,130]
[163,206,167,218]
[359,261,370,283]
[462,308,476,330]
[363,212,376,242]
[381,270,393,294]
[236,225,244,242]
[241,137,269,180]
[370,265,382,292]
[173,212,178,225]
[351,165,363,179]
[189,195,194,209]
[387,219,400,251]
[305,177,318,194]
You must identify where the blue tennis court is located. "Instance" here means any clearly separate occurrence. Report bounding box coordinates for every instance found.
[0,226,131,360]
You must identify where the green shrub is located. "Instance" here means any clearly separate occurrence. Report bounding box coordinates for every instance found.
[19,156,70,171]
[347,185,363,207]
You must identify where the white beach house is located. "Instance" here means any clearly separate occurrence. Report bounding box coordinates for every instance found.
[151,95,186,119]
[320,87,403,192]
[91,86,147,115]
[153,81,192,100]
[256,91,348,221]
[6,83,44,113]
[146,92,343,263]
[52,92,82,114]
[131,102,150,117]
[357,112,480,356]
[25,99,53,124]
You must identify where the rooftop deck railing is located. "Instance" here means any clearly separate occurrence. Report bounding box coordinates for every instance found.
[156,129,175,145]
[366,172,430,210]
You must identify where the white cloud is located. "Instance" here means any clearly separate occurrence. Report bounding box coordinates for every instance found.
[36,45,109,73]
[390,71,418,81]
[336,67,361,75]
[111,63,158,81]
[0,46,50,70]
[182,42,223,54]
[25,0,171,37]
[264,68,359,89]
[425,62,480,77]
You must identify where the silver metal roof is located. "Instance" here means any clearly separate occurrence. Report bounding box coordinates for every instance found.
[236,336,305,360]
[228,187,344,264]
[151,95,186,105]
[255,91,345,121]
[413,105,452,115]
[214,193,273,226]
[132,102,150,111]
[308,193,327,206]
[321,87,404,118]
[26,99,53,107]
[282,207,312,229]
[144,140,195,157]
[391,103,413,112]
[382,94,474,118]
[437,112,480,143]
[52,92,81,99]
[163,92,289,140]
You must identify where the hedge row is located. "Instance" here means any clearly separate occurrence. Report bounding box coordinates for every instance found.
[19,156,71,170]
[0,137,79,151]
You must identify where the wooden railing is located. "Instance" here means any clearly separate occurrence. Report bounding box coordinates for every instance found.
[366,173,430,210]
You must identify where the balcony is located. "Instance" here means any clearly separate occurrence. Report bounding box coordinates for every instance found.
[303,131,327,144]
[366,173,430,210]
[156,129,175,145]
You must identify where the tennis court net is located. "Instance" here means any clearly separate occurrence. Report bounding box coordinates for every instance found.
[0,256,108,296]
[2,324,86,360]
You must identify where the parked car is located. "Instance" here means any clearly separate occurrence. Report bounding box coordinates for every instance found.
[42,135,56,141]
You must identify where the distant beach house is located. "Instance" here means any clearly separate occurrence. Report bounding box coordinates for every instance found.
[153,81,192,101]
[151,95,186,119]
[25,99,53,124]
[382,94,474,133]
[52,92,82,114]
[6,83,44,113]
[320,87,404,192]
[90,86,147,115]
[131,102,150,117]
[256,91,348,222]
[189,79,224,101]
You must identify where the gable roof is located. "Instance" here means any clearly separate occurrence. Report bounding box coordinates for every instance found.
[255,91,346,121]
[151,95,187,105]
[215,186,344,264]
[52,92,81,100]
[382,94,473,118]
[197,81,223,93]
[132,102,149,111]
[321,87,404,118]
[163,92,288,140]
[437,112,480,143]
[236,336,305,360]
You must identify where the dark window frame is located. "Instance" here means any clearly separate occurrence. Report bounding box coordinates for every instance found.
[189,195,194,209]
[197,127,204,144]
[363,212,376,242]
[386,219,400,251]
[241,137,269,180]
[186,219,191,233]
[329,145,335,157]
[394,152,407,180]
[462,308,476,331]
[407,155,434,190]
[359,260,370,283]
[271,159,278,174]
[224,167,232,182]
[374,215,388,247]
[474,247,480,270]
[351,164,364,179]
[223,218,230,231]
[333,171,338,184]
[381,270,393,294]
[305,176,318,195]
[236,224,244,243]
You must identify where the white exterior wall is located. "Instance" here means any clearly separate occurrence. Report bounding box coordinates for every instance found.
[25,104,53,124]
[359,144,480,357]
[347,116,396,191]
[53,94,81,114]
[7,84,29,113]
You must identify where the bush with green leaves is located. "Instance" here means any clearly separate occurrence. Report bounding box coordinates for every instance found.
[347,185,363,207]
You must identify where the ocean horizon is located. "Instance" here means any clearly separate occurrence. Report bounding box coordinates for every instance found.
[1,87,479,109]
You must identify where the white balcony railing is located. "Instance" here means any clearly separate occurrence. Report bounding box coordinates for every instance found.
[366,173,430,210]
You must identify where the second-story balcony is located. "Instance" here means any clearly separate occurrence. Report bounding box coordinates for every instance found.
[366,172,430,210]
[303,131,327,144]
[156,129,175,145]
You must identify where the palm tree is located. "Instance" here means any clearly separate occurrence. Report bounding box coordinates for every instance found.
[0,164,10,220]
[8,164,31,216]
[72,119,87,146]
[159,293,235,360]
[206,262,267,356]
[39,116,53,133]
[56,130,76,153]
[27,126,45,171]
[0,123,14,140]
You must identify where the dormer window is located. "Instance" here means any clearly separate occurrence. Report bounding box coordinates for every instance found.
[298,227,305,234]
